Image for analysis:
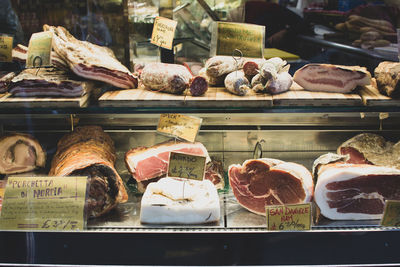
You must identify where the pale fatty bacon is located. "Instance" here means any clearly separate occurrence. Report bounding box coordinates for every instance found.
[314,163,400,220]
[293,64,371,93]
[0,133,46,174]
[228,158,313,216]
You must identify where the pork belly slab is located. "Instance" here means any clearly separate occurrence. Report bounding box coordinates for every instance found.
[293,64,371,93]
[0,133,46,174]
[314,163,400,220]
[228,158,313,216]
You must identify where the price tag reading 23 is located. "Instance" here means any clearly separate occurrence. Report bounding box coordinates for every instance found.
[0,176,87,231]
[168,152,207,181]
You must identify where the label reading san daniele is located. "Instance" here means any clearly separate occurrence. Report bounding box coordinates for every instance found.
[151,16,177,50]
[26,31,53,68]
[266,203,312,231]
[381,200,400,227]
[168,152,207,181]
[0,176,87,231]
[157,113,202,142]
[0,35,13,62]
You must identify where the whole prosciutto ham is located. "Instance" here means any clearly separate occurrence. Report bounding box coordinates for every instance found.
[125,140,224,191]
[43,25,137,89]
[49,126,128,218]
[0,133,46,174]
[314,161,400,220]
[293,64,371,93]
[228,158,313,216]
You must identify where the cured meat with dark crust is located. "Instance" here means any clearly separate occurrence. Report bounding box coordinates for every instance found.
[228,158,313,216]
[9,68,91,97]
[293,64,371,93]
[0,133,46,175]
[338,133,400,169]
[314,162,400,220]
[43,25,137,89]
[374,61,400,98]
[49,126,128,218]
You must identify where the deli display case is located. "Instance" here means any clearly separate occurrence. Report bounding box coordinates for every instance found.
[1,0,400,266]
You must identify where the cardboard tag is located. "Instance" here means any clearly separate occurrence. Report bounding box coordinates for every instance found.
[0,176,87,231]
[211,22,265,58]
[0,36,13,62]
[381,200,400,227]
[168,152,207,180]
[151,16,177,50]
[266,203,312,231]
[26,31,53,68]
[157,113,202,142]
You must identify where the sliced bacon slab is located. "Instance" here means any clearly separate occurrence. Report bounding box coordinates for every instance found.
[43,25,137,89]
[49,126,128,218]
[228,158,313,216]
[293,64,371,93]
[314,163,400,220]
[0,133,45,174]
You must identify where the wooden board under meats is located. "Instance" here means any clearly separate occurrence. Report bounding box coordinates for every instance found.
[359,84,400,107]
[0,93,90,108]
[99,87,273,108]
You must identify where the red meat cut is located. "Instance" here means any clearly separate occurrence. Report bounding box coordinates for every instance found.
[228,158,313,215]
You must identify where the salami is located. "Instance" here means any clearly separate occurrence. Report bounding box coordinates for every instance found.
[224,71,251,96]
[243,58,266,77]
[265,72,293,95]
[190,76,208,96]
[205,56,244,78]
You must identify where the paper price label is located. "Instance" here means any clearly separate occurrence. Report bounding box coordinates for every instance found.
[151,16,177,50]
[266,203,312,231]
[211,22,265,58]
[27,31,53,68]
[168,152,206,180]
[381,200,400,227]
[0,36,13,62]
[0,176,87,231]
[157,113,202,142]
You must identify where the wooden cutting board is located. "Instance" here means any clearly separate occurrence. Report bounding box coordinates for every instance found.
[272,82,363,106]
[99,87,273,108]
[359,83,400,107]
[0,93,90,108]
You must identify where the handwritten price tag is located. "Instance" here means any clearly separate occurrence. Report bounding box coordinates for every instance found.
[157,113,202,142]
[381,200,400,227]
[0,36,13,62]
[211,22,265,58]
[151,16,177,50]
[0,176,87,231]
[26,31,53,68]
[168,152,206,180]
[266,203,312,231]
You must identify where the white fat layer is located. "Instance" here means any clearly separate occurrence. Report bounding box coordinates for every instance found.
[140,177,220,224]
[127,142,211,169]
[315,164,400,220]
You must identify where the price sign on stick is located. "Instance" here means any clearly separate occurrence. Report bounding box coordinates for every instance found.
[381,200,400,227]
[26,31,53,68]
[157,113,202,142]
[0,176,87,231]
[151,16,177,50]
[0,36,13,62]
[168,152,206,181]
[266,203,312,231]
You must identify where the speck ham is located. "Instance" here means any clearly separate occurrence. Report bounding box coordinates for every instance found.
[228,158,313,216]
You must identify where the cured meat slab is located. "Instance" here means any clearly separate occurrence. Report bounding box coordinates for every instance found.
[314,163,400,220]
[0,133,46,174]
[228,158,313,216]
[374,61,400,98]
[43,25,137,89]
[49,126,128,218]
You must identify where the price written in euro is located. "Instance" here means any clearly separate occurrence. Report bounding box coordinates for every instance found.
[157,113,202,142]
[151,16,177,50]
[0,176,87,231]
[381,200,400,227]
[266,203,312,231]
[0,36,13,62]
[168,152,206,181]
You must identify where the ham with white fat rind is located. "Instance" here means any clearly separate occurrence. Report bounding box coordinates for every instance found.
[43,25,137,89]
[228,158,313,216]
[140,177,220,224]
[314,163,400,220]
[293,64,371,93]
